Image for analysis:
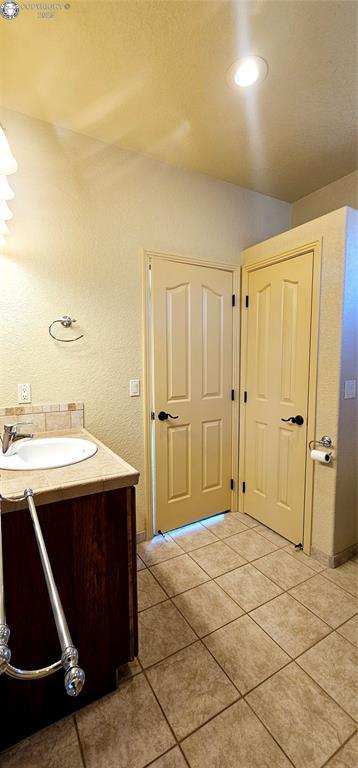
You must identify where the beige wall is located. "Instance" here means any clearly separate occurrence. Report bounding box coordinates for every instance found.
[0,107,290,534]
[241,208,354,559]
[292,171,358,227]
[334,208,358,554]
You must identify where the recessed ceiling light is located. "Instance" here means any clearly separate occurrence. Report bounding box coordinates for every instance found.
[227,56,268,89]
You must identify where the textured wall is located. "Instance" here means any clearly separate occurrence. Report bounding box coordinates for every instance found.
[334,209,358,554]
[241,208,349,558]
[292,171,358,227]
[0,107,290,533]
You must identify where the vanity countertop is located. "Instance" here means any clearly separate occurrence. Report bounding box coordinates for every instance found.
[0,428,139,512]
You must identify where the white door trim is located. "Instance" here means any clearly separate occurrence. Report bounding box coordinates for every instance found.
[142,249,240,539]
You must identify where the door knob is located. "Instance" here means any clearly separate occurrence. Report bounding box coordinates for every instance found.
[157,411,179,421]
[281,415,304,426]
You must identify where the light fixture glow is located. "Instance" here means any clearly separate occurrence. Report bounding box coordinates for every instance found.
[0,200,12,220]
[227,56,268,89]
[0,126,18,175]
[0,234,6,247]
[0,220,9,235]
[0,175,14,200]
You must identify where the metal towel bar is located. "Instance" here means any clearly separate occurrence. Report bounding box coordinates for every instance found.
[0,488,85,696]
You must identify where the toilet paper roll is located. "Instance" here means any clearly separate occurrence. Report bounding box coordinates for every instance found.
[311,449,332,464]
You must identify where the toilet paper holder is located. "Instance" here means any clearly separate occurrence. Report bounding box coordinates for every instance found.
[308,435,332,450]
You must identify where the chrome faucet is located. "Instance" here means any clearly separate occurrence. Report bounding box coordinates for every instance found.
[1,423,33,455]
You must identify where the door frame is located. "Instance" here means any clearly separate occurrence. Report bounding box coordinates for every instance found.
[239,240,322,554]
[143,249,241,539]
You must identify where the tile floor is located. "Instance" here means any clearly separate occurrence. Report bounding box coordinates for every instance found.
[1,514,358,768]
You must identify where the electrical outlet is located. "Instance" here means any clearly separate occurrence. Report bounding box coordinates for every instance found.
[18,383,32,404]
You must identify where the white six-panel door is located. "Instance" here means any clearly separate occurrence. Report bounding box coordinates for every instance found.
[151,258,233,533]
[243,252,314,544]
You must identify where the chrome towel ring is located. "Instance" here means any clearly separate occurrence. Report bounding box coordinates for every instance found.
[49,315,84,343]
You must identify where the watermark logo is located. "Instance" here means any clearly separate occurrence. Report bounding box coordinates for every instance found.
[0,2,70,20]
[0,1,20,20]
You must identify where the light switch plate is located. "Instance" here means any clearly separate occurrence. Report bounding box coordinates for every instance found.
[129,379,140,397]
[344,379,356,399]
[18,383,32,403]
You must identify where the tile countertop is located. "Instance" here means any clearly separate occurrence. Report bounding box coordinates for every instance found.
[0,428,139,513]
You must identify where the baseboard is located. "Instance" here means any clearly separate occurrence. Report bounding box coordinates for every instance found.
[136,530,147,544]
[311,542,358,569]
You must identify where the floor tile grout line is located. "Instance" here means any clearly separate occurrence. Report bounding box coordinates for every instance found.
[243,661,358,768]
[143,655,243,754]
[139,523,344,577]
[285,580,358,628]
[142,744,190,768]
[211,563,284,605]
[143,583,249,699]
[138,542,357,650]
[137,524,358,764]
[319,729,358,768]
[148,560,211,599]
[141,666,182,750]
[243,696,297,767]
[140,622,358,753]
[140,518,357,580]
[138,626,251,768]
[249,554,323,589]
[289,658,358,725]
[286,590,353,630]
[186,546,250,578]
[249,586,335,632]
[139,548,349,654]
[251,528,290,549]
[73,714,88,768]
[247,605,334,662]
[171,588,244,639]
[142,631,241,702]
[119,659,191,768]
[163,605,298,768]
[280,546,327,573]
[320,569,358,599]
[142,623,355,768]
[139,635,200,672]
[141,533,334,578]
[139,569,357,728]
[140,628,274,760]
[335,613,358,650]
[200,622,292,700]
[220,533,280,559]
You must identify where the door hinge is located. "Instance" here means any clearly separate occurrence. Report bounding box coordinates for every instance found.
[232,294,236,307]
[242,481,246,494]
[231,389,235,401]
[230,478,234,491]
[245,295,249,308]
[243,391,247,403]
[151,411,155,420]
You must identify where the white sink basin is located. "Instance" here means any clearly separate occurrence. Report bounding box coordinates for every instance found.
[0,437,98,471]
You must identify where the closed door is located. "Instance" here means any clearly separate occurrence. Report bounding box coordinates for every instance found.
[243,252,313,544]
[151,258,233,533]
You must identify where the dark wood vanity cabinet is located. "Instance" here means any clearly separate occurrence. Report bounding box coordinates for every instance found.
[0,486,138,751]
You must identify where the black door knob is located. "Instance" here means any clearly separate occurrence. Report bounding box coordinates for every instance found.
[281,415,304,426]
[158,411,179,421]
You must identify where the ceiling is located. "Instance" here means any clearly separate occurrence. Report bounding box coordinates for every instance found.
[1,0,357,201]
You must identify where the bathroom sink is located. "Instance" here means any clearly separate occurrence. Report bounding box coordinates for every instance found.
[0,437,98,471]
